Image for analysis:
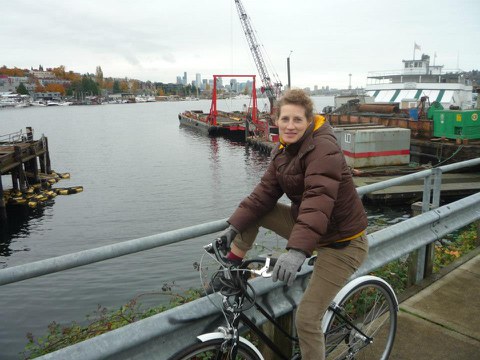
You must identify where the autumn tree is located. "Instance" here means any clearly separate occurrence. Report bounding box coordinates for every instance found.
[129,79,140,94]
[51,66,66,79]
[119,80,129,92]
[64,71,81,82]
[35,79,45,93]
[103,78,114,91]
[45,83,66,95]
[0,66,26,77]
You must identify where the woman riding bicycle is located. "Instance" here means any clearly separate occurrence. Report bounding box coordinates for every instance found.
[217,89,369,360]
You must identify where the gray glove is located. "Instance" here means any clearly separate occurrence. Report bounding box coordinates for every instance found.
[216,225,238,254]
[272,249,306,286]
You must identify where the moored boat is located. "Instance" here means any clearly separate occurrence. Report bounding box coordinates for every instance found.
[178,74,277,141]
[364,53,473,110]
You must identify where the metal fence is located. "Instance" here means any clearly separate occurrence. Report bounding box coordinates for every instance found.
[1,158,479,359]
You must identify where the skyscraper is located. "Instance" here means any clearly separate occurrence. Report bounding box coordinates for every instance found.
[196,73,201,89]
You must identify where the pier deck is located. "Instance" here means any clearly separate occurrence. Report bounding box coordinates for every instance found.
[0,128,52,221]
[354,173,480,204]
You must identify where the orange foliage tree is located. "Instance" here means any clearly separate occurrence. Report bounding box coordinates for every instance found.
[35,80,45,93]
[45,83,66,95]
[120,80,130,92]
[51,66,66,79]
[0,66,26,77]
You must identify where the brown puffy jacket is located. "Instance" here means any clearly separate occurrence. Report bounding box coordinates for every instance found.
[228,115,368,255]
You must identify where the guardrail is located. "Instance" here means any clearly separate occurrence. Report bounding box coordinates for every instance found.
[1,158,479,359]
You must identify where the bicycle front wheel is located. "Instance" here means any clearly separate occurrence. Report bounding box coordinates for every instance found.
[324,279,397,360]
[170,338,262,360]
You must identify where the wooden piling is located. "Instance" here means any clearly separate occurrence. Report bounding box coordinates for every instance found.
[13,147,27,193]
[0,175,7,223]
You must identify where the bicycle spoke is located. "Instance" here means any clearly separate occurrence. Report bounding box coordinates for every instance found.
[325,280,397,360]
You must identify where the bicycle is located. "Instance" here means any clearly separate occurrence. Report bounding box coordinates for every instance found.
[169,236,398,360]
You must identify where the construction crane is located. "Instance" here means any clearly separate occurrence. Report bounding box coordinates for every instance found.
[234,0,282,113]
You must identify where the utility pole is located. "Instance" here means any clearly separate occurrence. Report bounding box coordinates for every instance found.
[287,51,293,90]
[348,73,352,90]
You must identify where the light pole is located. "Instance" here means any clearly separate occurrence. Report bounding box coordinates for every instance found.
[287,50,293,90]
[349,73,352,90]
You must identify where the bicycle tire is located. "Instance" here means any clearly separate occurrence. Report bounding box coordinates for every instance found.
[169,338,263,360]
[324,279,397,360]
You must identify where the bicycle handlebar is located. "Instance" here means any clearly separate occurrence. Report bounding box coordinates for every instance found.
[204,239,277,278]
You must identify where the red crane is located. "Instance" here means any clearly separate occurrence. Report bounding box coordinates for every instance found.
[234,0,282,113]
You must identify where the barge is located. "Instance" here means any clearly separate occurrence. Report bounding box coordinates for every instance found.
[178,74,277,141]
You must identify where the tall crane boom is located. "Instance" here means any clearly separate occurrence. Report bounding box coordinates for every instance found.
[234,0,282,112]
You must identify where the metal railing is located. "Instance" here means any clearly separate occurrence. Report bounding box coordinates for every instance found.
[0,129,24,144]
[1,158,479,359]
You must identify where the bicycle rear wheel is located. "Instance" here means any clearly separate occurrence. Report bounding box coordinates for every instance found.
[324,279,397,360]
[170,338,262,360]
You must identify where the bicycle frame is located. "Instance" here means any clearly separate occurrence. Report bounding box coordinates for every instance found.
[200,289,379,360]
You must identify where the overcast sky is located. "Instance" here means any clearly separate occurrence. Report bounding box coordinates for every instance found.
[2,0,479,89]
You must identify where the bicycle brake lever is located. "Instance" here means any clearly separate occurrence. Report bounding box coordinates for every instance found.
[204,243,214,254]
[251,257,274,278]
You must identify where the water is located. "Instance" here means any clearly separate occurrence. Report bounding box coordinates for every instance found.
[0,96,410,359]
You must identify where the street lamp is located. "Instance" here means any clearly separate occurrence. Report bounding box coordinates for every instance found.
[287,50,293,90]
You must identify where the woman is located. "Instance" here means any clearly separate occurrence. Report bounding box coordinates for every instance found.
[218,89,368,359]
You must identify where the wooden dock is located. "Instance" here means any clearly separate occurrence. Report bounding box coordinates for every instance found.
[354,173,480,204]
[0,128,52,222]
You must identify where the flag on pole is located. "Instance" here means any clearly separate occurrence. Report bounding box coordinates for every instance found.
[414,42,421,51]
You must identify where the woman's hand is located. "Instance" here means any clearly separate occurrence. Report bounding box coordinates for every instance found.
[272,249,306,286]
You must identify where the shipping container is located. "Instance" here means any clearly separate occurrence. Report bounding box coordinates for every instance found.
[341,128,411,168]
[433,110,480,140]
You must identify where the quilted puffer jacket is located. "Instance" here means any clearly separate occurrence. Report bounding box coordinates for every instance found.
[228,115,368,255]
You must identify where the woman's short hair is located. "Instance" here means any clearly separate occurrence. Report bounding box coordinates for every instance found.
[274,89,314,122]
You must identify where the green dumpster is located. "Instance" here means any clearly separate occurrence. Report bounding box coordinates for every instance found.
[433,110,480,139]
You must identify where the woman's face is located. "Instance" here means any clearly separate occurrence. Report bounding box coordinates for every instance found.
[276,103,310,145]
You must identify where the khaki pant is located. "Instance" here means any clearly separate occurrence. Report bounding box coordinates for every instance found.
[232,202,369,360]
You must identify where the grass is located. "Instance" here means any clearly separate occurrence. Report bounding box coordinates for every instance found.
[22,285,203,359]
